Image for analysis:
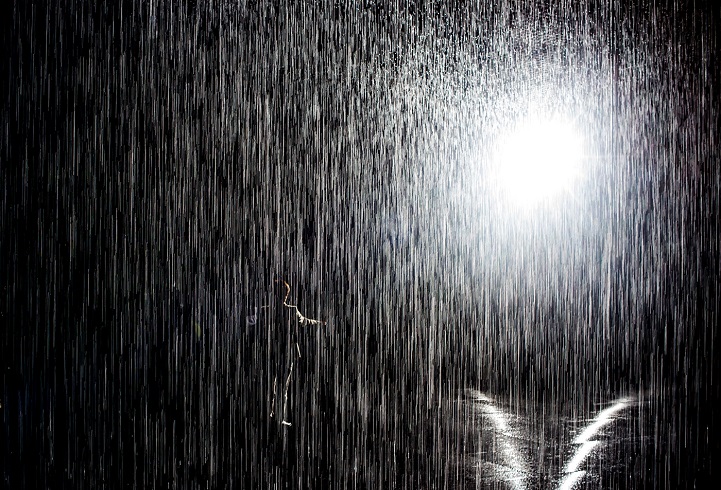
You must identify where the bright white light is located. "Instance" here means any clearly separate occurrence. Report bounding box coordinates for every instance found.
[495,116,584,206]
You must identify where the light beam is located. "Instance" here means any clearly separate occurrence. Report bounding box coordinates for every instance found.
[494,116,584,207]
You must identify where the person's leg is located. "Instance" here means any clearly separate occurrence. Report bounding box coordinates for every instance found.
[270,375,277,418]
[281,361,294,426]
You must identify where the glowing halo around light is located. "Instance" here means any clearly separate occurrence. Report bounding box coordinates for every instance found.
[494,115,584,207]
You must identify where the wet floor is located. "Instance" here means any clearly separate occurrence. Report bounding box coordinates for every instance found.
[455,390,655,489]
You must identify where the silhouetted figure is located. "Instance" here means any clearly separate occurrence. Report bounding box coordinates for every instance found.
[262,278,324,427]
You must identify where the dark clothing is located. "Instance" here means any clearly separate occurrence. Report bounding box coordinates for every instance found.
[245,299,304,425]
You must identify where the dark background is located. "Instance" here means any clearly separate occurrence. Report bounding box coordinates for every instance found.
[2,1,719,488]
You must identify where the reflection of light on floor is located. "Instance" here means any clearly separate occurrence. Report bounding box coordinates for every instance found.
[564,440,600,473]
[574,398,630,444]
[557,470,586,490]
[466,389,529,490]
[557,398,631,489]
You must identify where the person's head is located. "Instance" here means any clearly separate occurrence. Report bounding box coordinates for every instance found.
[255,273,290,307]
[271,276,290,305]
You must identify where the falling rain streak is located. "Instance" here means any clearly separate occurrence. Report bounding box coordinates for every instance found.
[2,1,719,489]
